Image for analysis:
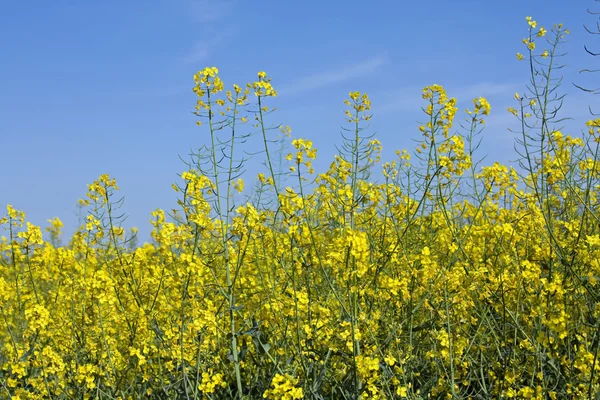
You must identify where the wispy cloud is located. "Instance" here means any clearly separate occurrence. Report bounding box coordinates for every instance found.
[477,89,594,135]
[180,28,237,65]
[181,40,211,64]
[377,82,521,115]
[185,0,236,23]
[277,55,388,97]
[451,82,521,100]
[179,0,236,64]
[376,89,422,114]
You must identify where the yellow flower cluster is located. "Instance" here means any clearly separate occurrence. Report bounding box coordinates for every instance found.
[287,138,317,173]
[517,16,567,62]
[252,71,277,97]
[344,91,372,123]
[262,374,303,399]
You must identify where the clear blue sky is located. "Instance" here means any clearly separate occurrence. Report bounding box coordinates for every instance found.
[1,0,596,243]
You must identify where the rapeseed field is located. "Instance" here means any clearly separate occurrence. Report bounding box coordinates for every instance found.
[2,16,600,399]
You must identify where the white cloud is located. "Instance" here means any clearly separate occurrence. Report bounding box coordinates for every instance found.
[376,90,422,114]
[451,82,520,100]
[377,82,521,115]
[185,0,236,23]
[178,0,237,64]
[277,55,388,97]
[181,40,211,64]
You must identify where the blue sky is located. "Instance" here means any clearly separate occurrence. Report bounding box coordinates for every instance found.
[1,0,597,243]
